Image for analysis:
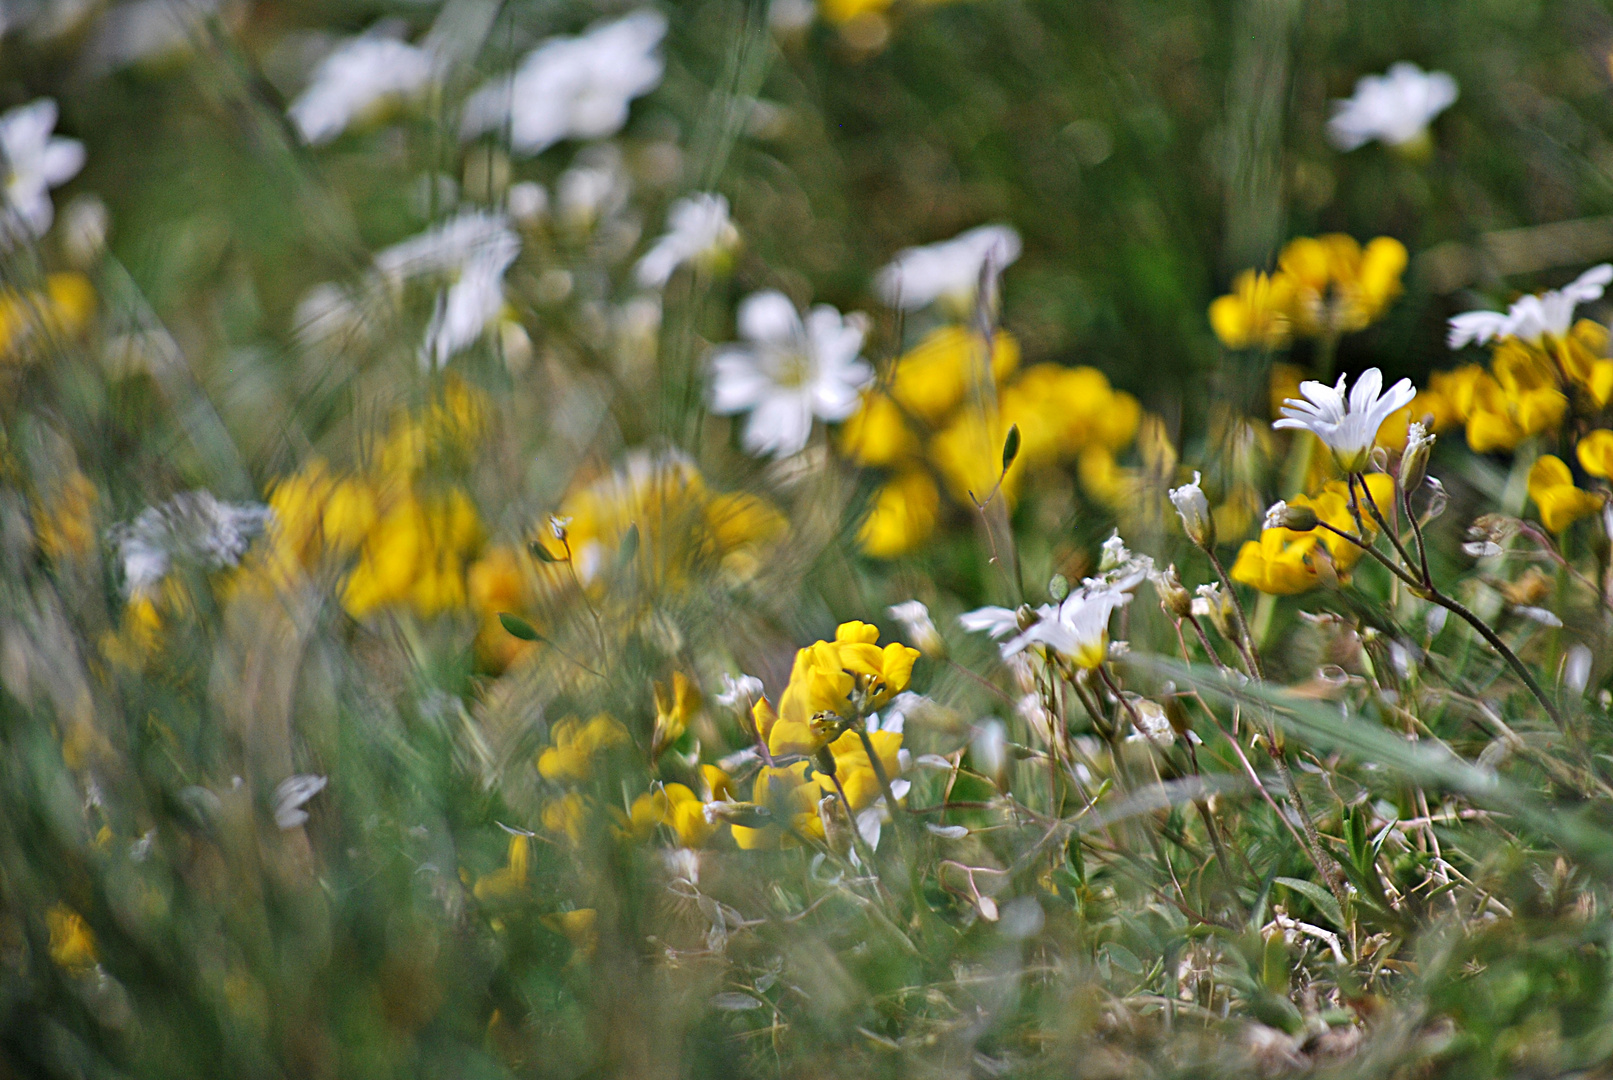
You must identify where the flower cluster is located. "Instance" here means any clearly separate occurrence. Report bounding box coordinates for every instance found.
[1210,234,1408,349]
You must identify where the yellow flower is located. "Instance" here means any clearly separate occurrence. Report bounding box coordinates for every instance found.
[473,831,531,902]
[832,620,920,710]
[544,908,598,959]
[651,672,700,759]
[1528,455,1605,533]
[817,728,903,812]
[46,904,96,973]
[889,326,1019,424]
[537,714,629,783]
[1230,475,1394,595]
[629,782,719,847]
[33,470,98,562]
[930,408,1026,507]
[1578,429,1613,479]
[541,792,591,847]
[1279,234,1407,337]
[857,468,940,558]
[840,392,921,467]
[730,762,825,850]
[1210,270,1295,350]
[0,272,95,362]
[1547,319,1613,406]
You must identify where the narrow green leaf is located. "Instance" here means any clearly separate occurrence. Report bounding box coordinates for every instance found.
[1274,876,1344,931]
[498,612,541,641]
[1001,423,1021,472]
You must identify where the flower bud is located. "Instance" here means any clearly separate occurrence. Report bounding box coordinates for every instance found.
[1264,500,1319,532]
[1399,422,1434,494]
[1169,471,1215,548]
[1152,566,1193,619]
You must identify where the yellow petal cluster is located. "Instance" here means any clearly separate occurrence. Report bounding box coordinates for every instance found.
[841,325,1143,556]
[1212,235,1406,348]
[1527,455,1605,534]
[537,714,630,783]
[0,272,95,363]
[1230,474,1395,595]
[755,621,919,758]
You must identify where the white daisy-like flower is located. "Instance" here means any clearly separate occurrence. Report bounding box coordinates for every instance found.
[1273,367,1416,472]
[111,491,273,598]
[887,600,942,655]
[873,223,1021,311]
[1168,471,1213,547]
[634,192,739,288]
[1447,264,1613,349]
[0,99,84,241]
[1326,62,1458,152]
[1006,585,1132,669]
[460,9,666,156]
[708,290,872,458]
[288,32,438,146]
[274,774,328,829]
[374,211,521,368]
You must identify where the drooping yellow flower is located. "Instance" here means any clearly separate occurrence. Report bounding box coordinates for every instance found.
[1528,455,1605,533]
[816,728,903,812]
[537,714,630,783]
[730,762,825,850]
[1210,270,1295,350]
[46,904,96,973]
[1577,429,1613,479]
[888,326,1019,424]
[1230,474,1394,595]
[857,468,939,558]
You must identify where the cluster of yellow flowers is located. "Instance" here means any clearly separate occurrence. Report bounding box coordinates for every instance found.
[1230,475,1395,595]
[0,272,94,363]
[1210,235,1408,350]
[841,326,1142,556]
[525,622,917,857]
[260,378,489,619]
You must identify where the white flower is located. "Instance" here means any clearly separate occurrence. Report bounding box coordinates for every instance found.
[0,99,84,240]
[460,9,666,156]
[873,224,1021,311]
[1273,367,1415,471]
[635,193,740,288]
[1447,264,1613,349]
[1007,585,1132,669]
[1326,62,1458,151]
[708,290,872,457]
[715,673,765,710]
[111,491,272,597]
[888,600,942,655]
[288,33,437,146]
[506,181,548,223]
[1169,471,1214,547]
[375,211,520,368]
[274,774,328,829]
[958,605,1023,646]
[1099,532,1129,570]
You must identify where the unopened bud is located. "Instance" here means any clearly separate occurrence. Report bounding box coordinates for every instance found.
[1399,422,1434,494]
[1153,566,1193,619]
[1264,500,1318,532]
[1169,471,1215,549]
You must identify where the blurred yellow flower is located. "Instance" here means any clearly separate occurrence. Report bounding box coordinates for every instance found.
[1528,455,1604,533]
[857,468,939,557]
[816,728,903,812]
[541,792,591,847]
[0,272,94,362]
[538,714,629,783]
[730,762,824,850]
[33,470,97,562]
[651,671,700,759]
[1210,270,1294,350]
[840,391,921,467]
[473,831,531,903]
[629,781,718,847]
[1577,429,1613,479]
[889,326,1019,424]
[46,904,96,973]
[1279,234,1407,338]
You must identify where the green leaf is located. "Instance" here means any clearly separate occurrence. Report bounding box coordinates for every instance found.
[498,613,542,642]
[1001,424,1021,472]
[1274,876,1344,931]
[528,540,560,563]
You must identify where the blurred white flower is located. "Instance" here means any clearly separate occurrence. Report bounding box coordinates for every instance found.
[1273,367,1415,472]
[375,211,521,368]
[1447,264,1613,349]
[274,774,328,829]
[110,491,272,598]
[557,150,631,229]
[635,192,740,288]
[715,673,765,711]
[460,9,667,156]
[0,98,84,240]
[81,0,230,73]
[708,290,872,458]
[1565,644,1593,696]
[288,32,437,146]
[1007,585,1131,669]
[506,180,548,223]
[1327,62,1457,152]
[873,224,1021,311]
[60,193,108,266]
[958,605,1022,647]
[888,600,942,655]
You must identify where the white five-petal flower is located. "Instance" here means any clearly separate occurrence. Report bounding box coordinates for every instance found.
[873,224,1021,312]
[1326,62,1458,152]
[0,99,84,241]
[460,10,667,156]
[1008,585,1132,669]
[1273,367,1416,471]
[709,290,873,458]
[288,33,438,146]
[374,211,521,368]
[634,192,740,288]
[1447,264,1613,349]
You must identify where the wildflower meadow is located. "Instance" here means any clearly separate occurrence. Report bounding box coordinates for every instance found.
[8,1,1613,1077]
